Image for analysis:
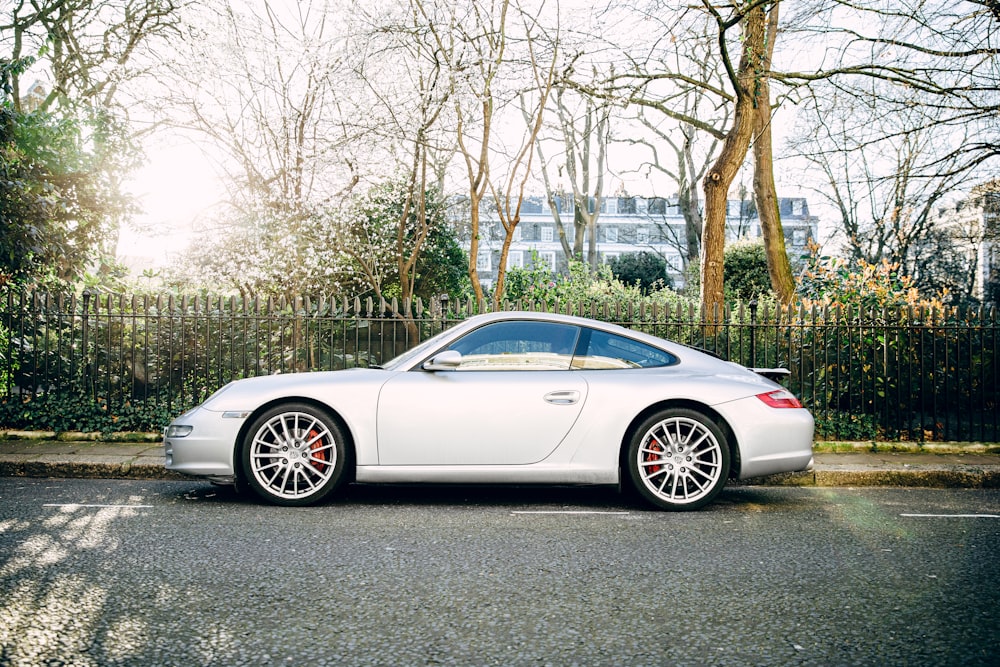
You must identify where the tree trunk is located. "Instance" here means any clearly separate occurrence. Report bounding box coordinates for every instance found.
[752,2,796,303]
[468,194,485,303]
[701,4,769,320]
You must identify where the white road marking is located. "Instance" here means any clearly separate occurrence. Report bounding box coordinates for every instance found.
[43,504,154,509]
[511,510,629,516]
[900,513,1000,519]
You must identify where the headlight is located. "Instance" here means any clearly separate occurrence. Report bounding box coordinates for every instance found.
[165,424,193,438]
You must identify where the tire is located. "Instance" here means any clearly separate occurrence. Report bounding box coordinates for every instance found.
[627,408,731,511]
[240,403,349,506]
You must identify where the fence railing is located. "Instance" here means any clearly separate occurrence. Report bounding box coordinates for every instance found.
[1,290,997,442]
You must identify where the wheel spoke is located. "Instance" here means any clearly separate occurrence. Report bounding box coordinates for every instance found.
[687,432,711,452]
[304,428,327,449]
[295,467,319,490]
[688,464,718,482]
[686,474,708,493]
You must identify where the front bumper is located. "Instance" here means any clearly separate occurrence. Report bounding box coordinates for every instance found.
[163,406,247,478]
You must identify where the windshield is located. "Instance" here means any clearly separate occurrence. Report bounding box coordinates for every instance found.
[380,324,460,371]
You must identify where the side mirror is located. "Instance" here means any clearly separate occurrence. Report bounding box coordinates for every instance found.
[422,350,462,371]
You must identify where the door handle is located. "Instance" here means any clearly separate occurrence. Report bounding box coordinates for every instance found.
[544,390,580,405]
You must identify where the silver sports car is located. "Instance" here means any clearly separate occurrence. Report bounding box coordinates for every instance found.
[164,311,814,510]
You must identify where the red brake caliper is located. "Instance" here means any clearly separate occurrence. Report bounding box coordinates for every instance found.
[308,429,328,472]
[645,439,663,474]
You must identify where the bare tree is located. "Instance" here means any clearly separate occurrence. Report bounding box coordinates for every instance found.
[335,3,456,336]
[160,1,367,296]
[625,107,718,269]
[791,88,973,296]
[604,17,727,269]
[780,0,998,300]
[530,85,609,270]
[747,2,795,303]
[566,0,795,316]
[169,1,355,213]
[699,0,792,316]
[2,0,187,113]
[780,0,999,184]
[414,0,558,305]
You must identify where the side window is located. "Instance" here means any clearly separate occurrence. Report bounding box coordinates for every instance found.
[573,329,677,369]
[448,321,580,370]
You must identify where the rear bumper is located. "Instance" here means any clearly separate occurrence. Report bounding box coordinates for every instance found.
[715,395,815,480]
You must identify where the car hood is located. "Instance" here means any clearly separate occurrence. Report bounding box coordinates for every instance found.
[200,368,390,412]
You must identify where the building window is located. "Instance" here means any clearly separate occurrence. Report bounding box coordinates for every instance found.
[636,227,649,244]
[522,199,543,214]
[477,250,492,272]
[541,227,554,242]
[793,229,807,246]
[539,251,557,272]
[507,251,523,269]
[513,226,522,242]
[605,227,619,243]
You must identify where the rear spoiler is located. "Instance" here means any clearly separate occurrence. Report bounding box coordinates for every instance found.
[751,367,791,383]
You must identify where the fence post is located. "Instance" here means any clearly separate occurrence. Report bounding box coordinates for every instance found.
[749,298,759,366]
[81,288,95,397]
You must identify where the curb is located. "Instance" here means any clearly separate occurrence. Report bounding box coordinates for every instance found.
[0,430,163,443]
[746,468,1000,489]
[2,460,998,490]
[0,460,190,481]
[1,436,998,489]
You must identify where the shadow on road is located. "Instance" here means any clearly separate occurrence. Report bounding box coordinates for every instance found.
[170,479,812,512]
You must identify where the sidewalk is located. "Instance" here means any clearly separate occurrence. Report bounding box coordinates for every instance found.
[0,436,998,488]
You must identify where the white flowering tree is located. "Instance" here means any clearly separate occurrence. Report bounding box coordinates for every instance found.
[169,203,354,297]
[333,179,468,335]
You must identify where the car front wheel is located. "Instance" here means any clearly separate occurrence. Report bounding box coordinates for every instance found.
[240,403,348,506]
[627,408,730,511]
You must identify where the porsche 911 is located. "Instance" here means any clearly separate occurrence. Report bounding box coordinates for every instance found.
[164,311,814,510]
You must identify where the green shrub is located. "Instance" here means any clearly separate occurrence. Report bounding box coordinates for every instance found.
[724,240,771,301]
[608,251,673,294]
[0,383,189,434]
[797,253,946,311]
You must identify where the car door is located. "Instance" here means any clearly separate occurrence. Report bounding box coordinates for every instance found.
[376,321,589,465]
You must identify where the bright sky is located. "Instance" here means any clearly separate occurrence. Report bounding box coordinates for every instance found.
[119,141,223,273]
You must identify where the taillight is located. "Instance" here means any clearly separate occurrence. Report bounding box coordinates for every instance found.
[756,389,803,409]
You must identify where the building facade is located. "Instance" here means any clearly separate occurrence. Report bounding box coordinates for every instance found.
[927,181,1000,304]
[464,195,819,289]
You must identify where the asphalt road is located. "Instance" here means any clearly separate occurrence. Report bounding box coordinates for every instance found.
[1,479,998,667]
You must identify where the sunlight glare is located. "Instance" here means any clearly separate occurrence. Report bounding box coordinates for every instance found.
[119,141,223,272]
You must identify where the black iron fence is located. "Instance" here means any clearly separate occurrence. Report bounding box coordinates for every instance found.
[1,289,997,442]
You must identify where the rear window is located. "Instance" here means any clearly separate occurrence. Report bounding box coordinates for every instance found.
[572,329,677,369]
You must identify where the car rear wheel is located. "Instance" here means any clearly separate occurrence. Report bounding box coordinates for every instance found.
[627,408,730,511]
[240,403,348,506]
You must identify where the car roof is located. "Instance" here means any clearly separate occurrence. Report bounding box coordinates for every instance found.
[451,311,721,361]
[385,310,736,373]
